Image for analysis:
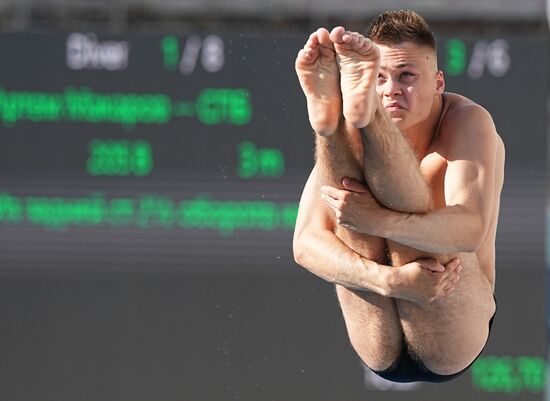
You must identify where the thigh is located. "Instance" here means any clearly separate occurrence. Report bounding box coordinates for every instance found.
[335,228,404,372]
[395,252,496,375]
[315,123,404,372]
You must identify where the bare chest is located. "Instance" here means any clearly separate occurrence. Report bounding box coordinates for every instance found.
[420,152,448,209]
[420,150,496,288]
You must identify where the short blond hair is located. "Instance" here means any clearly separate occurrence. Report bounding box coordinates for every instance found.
[366,10,436,51]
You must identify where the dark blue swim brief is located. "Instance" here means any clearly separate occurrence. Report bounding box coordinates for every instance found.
[369,295,497,383]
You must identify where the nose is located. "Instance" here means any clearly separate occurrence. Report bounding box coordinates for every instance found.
[381,77,402,97]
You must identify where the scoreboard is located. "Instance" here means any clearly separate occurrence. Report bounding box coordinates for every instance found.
[0,30,547,400]
[0,32,307,271]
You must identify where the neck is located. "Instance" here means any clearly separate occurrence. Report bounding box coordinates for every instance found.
[403,94,443,159]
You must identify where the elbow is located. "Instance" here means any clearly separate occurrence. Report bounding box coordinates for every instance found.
[461,241,481,253]
[461,216,486,252]
[292,227,320,270]
[292,230,307,267]
[463,239,483,254]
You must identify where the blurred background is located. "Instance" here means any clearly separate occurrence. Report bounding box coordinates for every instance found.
[0,0,548,400]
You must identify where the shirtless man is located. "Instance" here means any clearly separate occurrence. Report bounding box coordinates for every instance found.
[292,10,504,383]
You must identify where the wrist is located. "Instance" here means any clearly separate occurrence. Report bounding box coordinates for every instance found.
[359,257,393,297]
[385,266,402,298]
[376,208,403,238]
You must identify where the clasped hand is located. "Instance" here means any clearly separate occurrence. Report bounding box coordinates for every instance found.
[389,258,462,303]
[322,178,462,302]
[321,177,385,235]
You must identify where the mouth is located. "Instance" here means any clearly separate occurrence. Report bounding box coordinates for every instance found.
[385,104,405,112]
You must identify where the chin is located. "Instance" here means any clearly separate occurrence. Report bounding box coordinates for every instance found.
[391,117,406,128]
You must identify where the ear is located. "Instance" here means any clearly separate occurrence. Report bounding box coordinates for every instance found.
[435,70,445,94]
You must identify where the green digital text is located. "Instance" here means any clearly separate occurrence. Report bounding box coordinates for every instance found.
[195,88,252,125]
[238,141,284,178]
[87,139,153,176]
[471,355,545,394]
[161,35,180,71]
[445,38,468,77]
[0,192,297,234]
[0,86,252,127]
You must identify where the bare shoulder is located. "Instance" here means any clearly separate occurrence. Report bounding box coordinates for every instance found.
[440,92,496,136]
[438,92,504,156]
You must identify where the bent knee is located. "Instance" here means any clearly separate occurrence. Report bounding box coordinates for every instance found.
[344,325,404,373]
[355,347,401,373]
[418,342,486,376]
[422,358,473,376]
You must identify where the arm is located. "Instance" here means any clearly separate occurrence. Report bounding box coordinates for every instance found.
[321,104,504,254]
[380,105,503,253]
[293,165,393,295]
[294,166,462,302]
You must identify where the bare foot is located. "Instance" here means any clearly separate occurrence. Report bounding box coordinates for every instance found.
[295,28,342,136]
[330,27,380,128]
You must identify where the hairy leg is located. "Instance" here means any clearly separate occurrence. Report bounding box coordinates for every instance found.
[329,27,432,213]
[330,27,496,376]
[296,30,404,369]
[391,246,496,375]
[316,121,403,371]
[364,112,495,374]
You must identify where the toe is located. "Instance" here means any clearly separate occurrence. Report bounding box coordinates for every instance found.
[308,31,319,44]
[317,27,333,49]
[329,26,346,43]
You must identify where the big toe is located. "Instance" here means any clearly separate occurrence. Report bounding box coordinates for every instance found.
[317,27,333,49]
[329,26,346,43]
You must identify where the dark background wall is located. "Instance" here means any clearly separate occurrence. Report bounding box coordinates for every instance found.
[0,4,548,400]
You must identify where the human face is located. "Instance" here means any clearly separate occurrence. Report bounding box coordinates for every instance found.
[376,42,444,133]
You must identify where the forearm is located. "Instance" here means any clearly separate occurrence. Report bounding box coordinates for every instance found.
[293,229,392,295]
[378,205,484,254]
[359,100,432,212]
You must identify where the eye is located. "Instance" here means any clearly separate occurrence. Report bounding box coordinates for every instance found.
[400,72,415,79]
